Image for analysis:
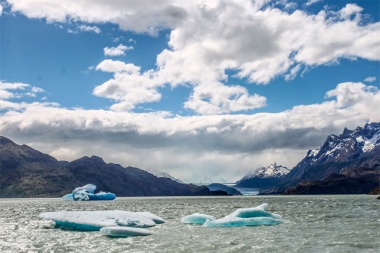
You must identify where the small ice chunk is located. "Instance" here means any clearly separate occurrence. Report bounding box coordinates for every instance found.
[181,213,216,224]
[39,210,165,231]
[202,216,283,228]
[100,227,153,237]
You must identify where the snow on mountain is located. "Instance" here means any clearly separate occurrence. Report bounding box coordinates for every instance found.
[144,168,184,184]
[260,122,380,195]
[306,122,380,165]
[239,163,290,181]
[235,163,290,188]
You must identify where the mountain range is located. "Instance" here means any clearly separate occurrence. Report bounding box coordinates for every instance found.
[260,122,380,194]
[1,122,379,197]
[0,136,226,198]
[235,163,290,188]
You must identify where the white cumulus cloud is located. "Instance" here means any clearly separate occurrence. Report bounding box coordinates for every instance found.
[94,59,162,111]
[78,25,101,34]
[104,44,134,57]
[364,76,376,83]
[6,0,380,115]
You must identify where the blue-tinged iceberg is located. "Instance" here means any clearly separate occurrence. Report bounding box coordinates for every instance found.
[39,210,165,234]
[182,203,283,228]
[100,227,153,237]
[181,213,216,225]
[62,184,116,201]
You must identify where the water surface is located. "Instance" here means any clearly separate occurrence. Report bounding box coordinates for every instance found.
[0,195,378,252]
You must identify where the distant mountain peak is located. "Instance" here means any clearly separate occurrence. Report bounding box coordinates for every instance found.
[254,163,290,178]
[237,163,288,181]
[235,163,289,188]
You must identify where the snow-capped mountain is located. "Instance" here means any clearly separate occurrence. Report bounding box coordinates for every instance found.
[235,163,290,188]
[261,122,380,194]
[306,122,380,165]
[144,168,185,184]
[239,163,289,180]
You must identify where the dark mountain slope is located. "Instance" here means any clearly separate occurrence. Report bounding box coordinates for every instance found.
[260,122,380,194]
[0,137,224,197]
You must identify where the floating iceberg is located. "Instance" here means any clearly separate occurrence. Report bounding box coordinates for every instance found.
[39,210,165,231]
[203,216,282,227]
[62,193,74,201]
[100,227,153,237]
[181,213,216,225]
[62,184,116,201]
[226,203,282,219]
[182,203,283,228]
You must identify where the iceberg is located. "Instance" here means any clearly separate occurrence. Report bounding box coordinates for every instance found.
[39,210,165,231]
[62,193,74,201]
[100,227,153,237]
[203,216,283,227]
[62,184,116,201]
[181,213,216,225]
[182,203,283,228]
[225,203,282,219]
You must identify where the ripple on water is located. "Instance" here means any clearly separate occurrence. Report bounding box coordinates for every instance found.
[0,195,379,252]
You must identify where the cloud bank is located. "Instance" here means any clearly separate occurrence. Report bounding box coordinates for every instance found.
[1,81,379,182]
[3,0,380,181]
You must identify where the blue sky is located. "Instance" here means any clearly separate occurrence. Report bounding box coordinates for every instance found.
[0,0,379,182]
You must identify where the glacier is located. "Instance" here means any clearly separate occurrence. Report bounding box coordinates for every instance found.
[39,210,165,232]
[182,203,283,228]
[62,184,116,201]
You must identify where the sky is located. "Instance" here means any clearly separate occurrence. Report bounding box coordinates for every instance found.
[0,0,379,183]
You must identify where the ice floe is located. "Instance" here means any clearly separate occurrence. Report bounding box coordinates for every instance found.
[182,203,283,228]
[62,184,116,201]
[39,210,165,232]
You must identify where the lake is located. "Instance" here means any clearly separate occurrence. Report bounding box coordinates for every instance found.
[0,195,379,252]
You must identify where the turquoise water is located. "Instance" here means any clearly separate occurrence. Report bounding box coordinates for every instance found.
[0,195,379,252]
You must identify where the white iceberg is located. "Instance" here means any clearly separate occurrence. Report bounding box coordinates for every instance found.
[62,184,116,201]
[182,203,283,228]
[225,203,282,219]
[100,227,153,237]
[39,210,165,231]
[181,213,216,225]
